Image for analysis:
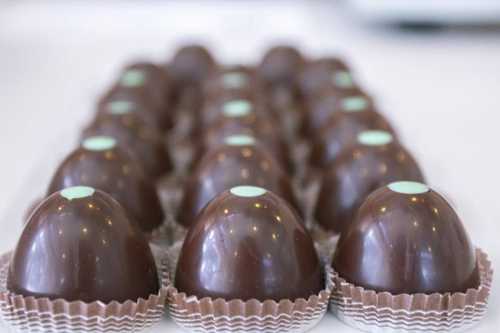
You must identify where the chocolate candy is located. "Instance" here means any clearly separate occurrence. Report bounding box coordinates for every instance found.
[315,131,424,234]
[177,135,298,227]
[298,57,354,99]
[332,181,480,294]
[309,96,395,169]
[203,65,258,100]
[259,46,304,88]
[99,65,172,131]
[47,136,164,232]
[83,111,172,180]
[8,186,159,303]
[196,100,292,171]
[175,186,322,301]
[169,45,215,88]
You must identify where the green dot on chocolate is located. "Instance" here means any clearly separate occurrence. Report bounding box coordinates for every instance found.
[388,181,430,195]
[223,72,248,89]
[358,130,393,146]
[224,135,255,146]
[82,136,116,151]
[108,100,134,115]
[342,96,369,112]
[60,186,95,201]
[120,69,146,87]
[223,100,252,117]
[334,71,354,88]
[230,186,267,198]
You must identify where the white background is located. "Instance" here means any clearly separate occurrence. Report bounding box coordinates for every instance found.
[0,1,499,332]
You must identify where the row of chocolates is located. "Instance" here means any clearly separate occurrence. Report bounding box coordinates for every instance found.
[0,45,491,333]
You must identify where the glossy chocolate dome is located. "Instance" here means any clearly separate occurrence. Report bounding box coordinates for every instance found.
[332,181,480,294]
[177,135,298,227]
[169,45,215,87]
[259,46,304,88]
[309,97,395,169]
[315,131,424,234]
[83,111,172,180]
[8,186,159,303]
[47,136,164,232]
[298,57,354,98]
[175,186,322,301]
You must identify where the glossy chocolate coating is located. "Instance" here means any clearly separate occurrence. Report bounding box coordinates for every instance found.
[83,112,172,180]
[196,111,292,172]
[298,57,354,98]
[309,106,395,169]
[169,45,215,88]
[177,139,299,227]
[303,90,369,135]
[99,65,173,131]
[315,134,424,234]
[202,65,258,100]
[258,46,304,88]
[8,187,159,303]
[47,138,164,232]
[332,183,480,294]
[175,187,322,301]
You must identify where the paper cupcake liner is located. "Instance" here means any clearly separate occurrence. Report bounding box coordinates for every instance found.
[0,251,171,333]
[330,248,493,333]
[167,265,334,333]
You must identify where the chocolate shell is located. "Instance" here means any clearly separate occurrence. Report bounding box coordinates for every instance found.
[99,66,172,131]
[177,135,298,227]
[315,131,424,234]
[47,136,164,232]
[169,45,215,88]
[83,111,172,180]
[309,97,395,169]
[8,186,159,303]
[175,186,322,301]
[258,46,304,88]
[196,102,291,172]
[298,57,354,99]
[332,181,480,294]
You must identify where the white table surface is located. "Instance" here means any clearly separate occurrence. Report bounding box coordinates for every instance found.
[0,1,499,332]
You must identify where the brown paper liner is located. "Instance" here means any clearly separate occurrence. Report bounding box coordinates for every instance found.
[167,265,334,333]
[0,251,171,333]
[330,248,493,333]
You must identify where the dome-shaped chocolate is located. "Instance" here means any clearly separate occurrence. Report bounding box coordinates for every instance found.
[97,99,161,131]
[83,111,172,180]
[298,57,354,99]
[177,135,298,227]
[48,136,164,232]
[259,46,304,88]
[99,66,172,131]
[175,186,322,301]
[169,45,215,87]
[309,97,395,169]
[332,181,480,294]
[315,131,424,234]
[8,186,159,303]
[196,101,291,172]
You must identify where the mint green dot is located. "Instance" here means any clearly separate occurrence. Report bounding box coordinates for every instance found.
[60,186,95,201]
[342,96,368,112]
[82,136,116,151]
[223,100,252,117]
[120,69,145,87]
[358,130,393,146]
[230,186,267,198]
[223,72,248,89]
[224,135,255,146]
[334,71,354,88]
[388,181,430,195]
[108,100,133,115]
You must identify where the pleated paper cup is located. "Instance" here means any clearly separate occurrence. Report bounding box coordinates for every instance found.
[0,251,170,333]
[330,248,493,333]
